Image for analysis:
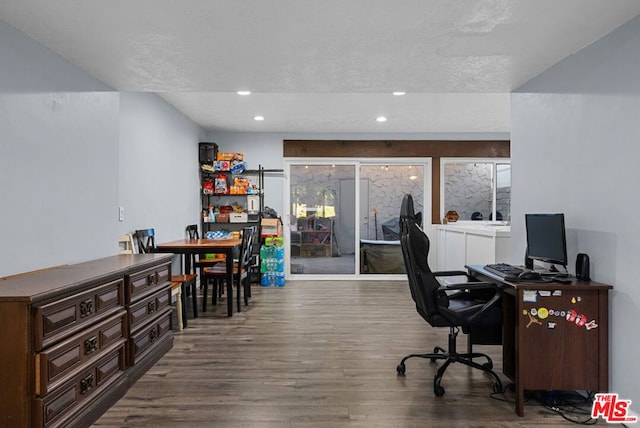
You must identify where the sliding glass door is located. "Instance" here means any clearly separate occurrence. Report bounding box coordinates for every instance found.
[359,164,425,274]
[285,158,430,279]
[288,163,356,275]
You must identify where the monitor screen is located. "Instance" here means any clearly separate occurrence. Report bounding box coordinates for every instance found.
[525,213,568,266]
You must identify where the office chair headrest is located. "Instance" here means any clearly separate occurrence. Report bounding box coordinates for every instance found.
[400,194,416,219]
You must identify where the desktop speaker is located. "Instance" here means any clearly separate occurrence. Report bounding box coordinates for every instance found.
[576,253,590,281]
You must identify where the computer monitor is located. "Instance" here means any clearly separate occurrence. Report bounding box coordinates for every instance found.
[525,213,568,268]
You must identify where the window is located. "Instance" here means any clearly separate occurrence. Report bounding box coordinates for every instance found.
[441,159,511,222]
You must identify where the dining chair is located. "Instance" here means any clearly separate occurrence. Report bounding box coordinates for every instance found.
[170,280,184,331]
[201,226,256,314]
[134,228,199,325]
[134,228,156,254]
[187,224,225,283]
[118,234,135,254]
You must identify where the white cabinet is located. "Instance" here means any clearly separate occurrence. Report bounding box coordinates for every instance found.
[435,223,511,271]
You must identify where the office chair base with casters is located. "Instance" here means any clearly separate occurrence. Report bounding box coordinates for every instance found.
[396,326,503,397]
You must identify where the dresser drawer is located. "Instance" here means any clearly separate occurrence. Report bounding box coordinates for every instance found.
[35,311,127,396]
[34,278,124,349]
[126,262,171,304]
[34,344,126,428]
[128,308,173,366]
[128,287,171,332]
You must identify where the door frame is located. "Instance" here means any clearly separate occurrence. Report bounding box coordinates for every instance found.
[284,157,432,280]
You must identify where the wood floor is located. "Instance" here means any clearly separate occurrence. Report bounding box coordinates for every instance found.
[94,280,613,427]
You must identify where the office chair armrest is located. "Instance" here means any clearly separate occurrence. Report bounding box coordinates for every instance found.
[432,270,469,277]
[436,282,503,324]
[440,281,499,292]
[437,281,502,304]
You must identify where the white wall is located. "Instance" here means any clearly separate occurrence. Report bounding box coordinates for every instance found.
[118,92,203,242]
[0,20,119,275]
[0,20,112,92]
[0,20,204,276]
[0,92,120,275]
[512,15,640,408]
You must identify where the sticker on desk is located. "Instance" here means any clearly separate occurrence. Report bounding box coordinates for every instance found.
[523,306,599,330]
[537,307,549,319]
[565,309,598,330]
[585,320,598,330]
[523,290,538,303]
[538,290,552,297]
[553,290,562,297]
[526,312,542,328]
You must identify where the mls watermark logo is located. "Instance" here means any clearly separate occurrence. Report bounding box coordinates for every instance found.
[591,393,638,423]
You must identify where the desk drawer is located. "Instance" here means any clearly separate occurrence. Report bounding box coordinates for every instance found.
[34,279,124,349]
[128,308,172,366]
[34,344,126,428]
[128,287,171,332]
[35,311,127,396]
[126,262,171,304]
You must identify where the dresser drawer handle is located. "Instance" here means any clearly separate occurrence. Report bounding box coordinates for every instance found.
[149,328,158,343]
[84,336,98,355]
[79,299,94,318]
[147,272,158,286]
[147,301,156,314]
[80,374,94,394]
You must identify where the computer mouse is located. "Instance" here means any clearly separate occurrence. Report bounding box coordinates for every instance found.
[517,271,541,281]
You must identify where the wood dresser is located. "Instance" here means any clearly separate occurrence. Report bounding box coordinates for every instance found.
[0,254,175,428]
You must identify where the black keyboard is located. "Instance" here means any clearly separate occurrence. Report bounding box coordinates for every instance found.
[484,263,524,278]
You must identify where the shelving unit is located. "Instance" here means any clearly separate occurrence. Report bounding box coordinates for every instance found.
[291,217,334,257]
[200,167,264,235]
[198,143,283,283]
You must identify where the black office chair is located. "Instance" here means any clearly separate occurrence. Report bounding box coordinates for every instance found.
[396,195,503,397]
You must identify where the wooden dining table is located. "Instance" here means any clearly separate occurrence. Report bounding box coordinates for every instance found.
[155,238,243,317]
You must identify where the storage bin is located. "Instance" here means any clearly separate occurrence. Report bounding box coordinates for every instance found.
[229,213,248,223]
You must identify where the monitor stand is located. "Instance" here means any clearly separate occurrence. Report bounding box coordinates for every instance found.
[534,263,569,277]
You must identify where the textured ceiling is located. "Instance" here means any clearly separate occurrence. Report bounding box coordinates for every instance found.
[2,1,639,133]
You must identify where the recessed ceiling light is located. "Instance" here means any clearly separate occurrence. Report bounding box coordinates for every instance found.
[376,116,387,122]
[253,115,264,121]
[392,91,406,96]
[237,90,251,96]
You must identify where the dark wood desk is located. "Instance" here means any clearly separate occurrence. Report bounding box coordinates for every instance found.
[467,265,612,417]
[156,238,242,317]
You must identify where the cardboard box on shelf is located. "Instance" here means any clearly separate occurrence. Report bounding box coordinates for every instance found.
[261,218,282,237]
